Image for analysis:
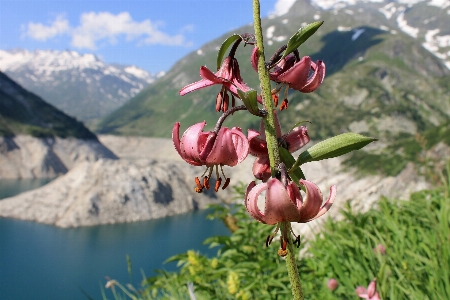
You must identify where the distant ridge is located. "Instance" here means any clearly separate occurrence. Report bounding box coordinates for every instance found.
[0,49,159,122]
[0,71,96,139]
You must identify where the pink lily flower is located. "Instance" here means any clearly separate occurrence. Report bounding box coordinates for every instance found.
[248,111,310,181]
[245,178,336,224]
[179,56,251,108]
[172,121,249,192]
[172,121,248,167]
[251,47,325,93]
[356,279,381,300]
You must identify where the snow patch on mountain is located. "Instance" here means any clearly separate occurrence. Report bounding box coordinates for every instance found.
[396,9,419,38]
[352,28,366,40]
[0,49,158,120]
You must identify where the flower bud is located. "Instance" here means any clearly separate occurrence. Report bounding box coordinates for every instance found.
[327,278,338,291]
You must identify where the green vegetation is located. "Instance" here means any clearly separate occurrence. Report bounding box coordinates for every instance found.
[102,165,450,299]
[343,121,450,177]
[0,72,97,139]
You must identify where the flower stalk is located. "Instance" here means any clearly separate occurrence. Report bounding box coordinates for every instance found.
[252,0,280,178]
[252,0,304,299]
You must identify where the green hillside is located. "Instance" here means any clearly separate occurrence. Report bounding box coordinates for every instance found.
[0,72,97,139]
[96,9,449,142]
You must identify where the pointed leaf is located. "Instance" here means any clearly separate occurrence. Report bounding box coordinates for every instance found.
[282,21,324,59]
[290,133,377,172]
[217,34,241,70]
[238,89,259,115]
[279,147,306,184]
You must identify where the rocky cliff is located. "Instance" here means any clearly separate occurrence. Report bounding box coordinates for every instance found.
[0,135,117,179]
[0,158,218,227]
[0,135,430,228]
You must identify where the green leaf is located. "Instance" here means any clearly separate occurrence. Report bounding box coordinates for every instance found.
[279,147,306,183]
[282,21,324,59]
[216,34,241,70]
[290,132,377,173]
[237,89,259,115]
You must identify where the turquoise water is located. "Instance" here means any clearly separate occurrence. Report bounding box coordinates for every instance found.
[0,179,229,300]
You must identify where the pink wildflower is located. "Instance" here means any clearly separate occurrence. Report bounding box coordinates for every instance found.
[245,178,336,224]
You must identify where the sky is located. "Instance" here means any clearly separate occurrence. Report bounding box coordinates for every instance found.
[0,0,296,74]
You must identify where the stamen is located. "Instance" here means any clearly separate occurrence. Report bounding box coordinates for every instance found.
[222,177,231,190]
[272,92,279,107]
[266,235,271,247]
[231,95,236,110]
[222,93,229,112]
[194,177,203,193]
[203,176,210,190]
[215,178,222,192]
[280,99,289,111]
[216,90,224,112]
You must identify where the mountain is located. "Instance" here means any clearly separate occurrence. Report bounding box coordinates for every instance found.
[0,49,159,122]
[0,71,96,139]
[0,71,119,179]
[96,0,449,144]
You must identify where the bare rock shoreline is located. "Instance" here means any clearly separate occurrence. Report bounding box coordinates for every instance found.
[0,134,431,229]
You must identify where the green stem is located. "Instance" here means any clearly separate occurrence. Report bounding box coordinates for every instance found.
[252,0,279,177]
[252,1,304,299]
[282,222,304,300]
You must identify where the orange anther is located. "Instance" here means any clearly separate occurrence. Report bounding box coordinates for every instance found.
[203,176,210,190]
[280,99,288,111]
[272,93,279,107]
[215,177,222,192]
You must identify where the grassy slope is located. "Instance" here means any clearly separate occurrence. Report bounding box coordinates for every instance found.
[0,72,97,139]
[103,170,450,299]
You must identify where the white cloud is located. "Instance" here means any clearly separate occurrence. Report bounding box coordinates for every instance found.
[23,12,189,49]
[25,15,69,41]
[271,0,297,16]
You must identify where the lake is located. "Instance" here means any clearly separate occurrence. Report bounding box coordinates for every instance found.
[0,179,230,300]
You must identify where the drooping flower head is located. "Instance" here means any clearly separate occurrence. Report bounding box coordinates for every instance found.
[245,178,336,225]
[356,279,381,300]
[251,46,325,109]
[248,110,310,181]
[172,121,249,192]
[179,39,252,112]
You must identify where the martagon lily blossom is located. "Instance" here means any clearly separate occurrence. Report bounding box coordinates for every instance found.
[248,111,310,181]
[356,279,381,300]
[251,47,325,105]
[245,178,336,224]
[172,121,249,192]
[179,55,252,112]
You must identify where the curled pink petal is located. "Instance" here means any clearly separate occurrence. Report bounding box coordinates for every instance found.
[277,56,312,90]
[172,122,182,157]
[356,279,380,300]
[245,181,268,224]
[205,127,248,167]
[309,185,336,222]
[283,126,310,153]
[297,179,324,221]
[367,279,377,298]
[299,60,326,93]
[356,286,368,298]
[252,156,271,182]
